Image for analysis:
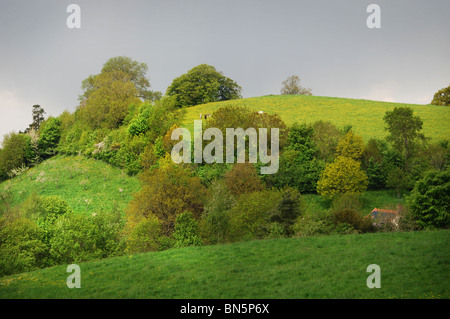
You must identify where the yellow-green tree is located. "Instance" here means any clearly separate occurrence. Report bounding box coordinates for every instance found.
[317,156,368,197]
[78,71,141,129]
[336,130,365,160]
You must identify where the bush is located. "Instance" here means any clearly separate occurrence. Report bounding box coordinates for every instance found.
[330,193,363,213]
[332,208,374,233]
[201,181,235,244]
[228,189,282,240]
[273,187,307,234]
[292,212,335,237]
[21,195,72,240]
[48,210,125,264]
[126,215,162,254]
[173,212,203,248]
[0,217,49,277]
[224,163,264,196]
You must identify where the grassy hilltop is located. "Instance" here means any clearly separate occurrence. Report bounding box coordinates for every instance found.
[182,95,450,141]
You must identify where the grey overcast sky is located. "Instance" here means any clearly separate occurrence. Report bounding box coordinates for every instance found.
[0,0,449,143]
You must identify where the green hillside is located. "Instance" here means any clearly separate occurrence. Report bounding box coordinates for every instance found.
[182,95,450,141]
[1,230,448,299]
[0,155,140,214]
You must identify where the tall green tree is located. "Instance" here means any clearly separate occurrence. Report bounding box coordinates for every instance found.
[166,64,242,108]
[38,117,62,159]
[408,170,450,229]
[78,71,142,129]
[383,107,426,165]
[0,132,34,180]
[80,56,160,102]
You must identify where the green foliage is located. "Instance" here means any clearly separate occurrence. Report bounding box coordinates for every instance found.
[205,105,288,150]
[292,212,335,237]
[0,132,34,181]
[224,163,264,196]
[384,106,426,163]
[47,211,124,264]
[166,64,242,108]
[126,157,208,236]
[100,56,158,101]
[228,188,305,240]
[195,163,231,186]
[317,156,368,197]
[173,212,202,248]
[22,195,72,227]
[201,181,235,244]
[0,217,49,277]
[126,214,162,254]
[330,193,363,213]
[127,103,151,136]
[78,70,142,129]
[229,189,282,240]
[273,187,307,233]
[386,167,411,196]
[312,121,343,162]
[113,134,148,175]
[431,84,450,106]
[38,117,62,159]
[408,170,450,229]
[331,208,374,233]
[263,149,325,193]
[336,130,365,160]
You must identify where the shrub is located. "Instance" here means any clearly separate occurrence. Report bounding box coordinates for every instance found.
[126,157,208,236]
[273,187,307,234]
[224,163,264,196]
[21,195,72,238]
[48,210,125,264]
[292,212,335,237]
[173,212,203,248]
[126,215,162,254]
[0,217,49,276]
[332,208,374,233]
[330,193,363,213]
[228,189,282,240]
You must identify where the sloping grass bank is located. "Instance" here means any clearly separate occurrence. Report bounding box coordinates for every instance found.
[1,230,448,299]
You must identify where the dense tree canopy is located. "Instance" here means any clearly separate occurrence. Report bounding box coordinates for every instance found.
[316,156,368,197]
[166,64,242,108]
[431,84,450,106]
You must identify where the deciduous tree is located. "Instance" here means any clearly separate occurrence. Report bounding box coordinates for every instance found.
[317,156,368,197]
[166,64,242,108]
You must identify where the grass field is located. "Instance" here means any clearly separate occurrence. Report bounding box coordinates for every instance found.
[0,155,141,215]
[0,230,448,299]
[182,95,450,142]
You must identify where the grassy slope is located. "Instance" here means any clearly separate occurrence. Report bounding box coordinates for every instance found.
[182,95,450,142]
[0,155,141,215]
[0,230,449,299]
